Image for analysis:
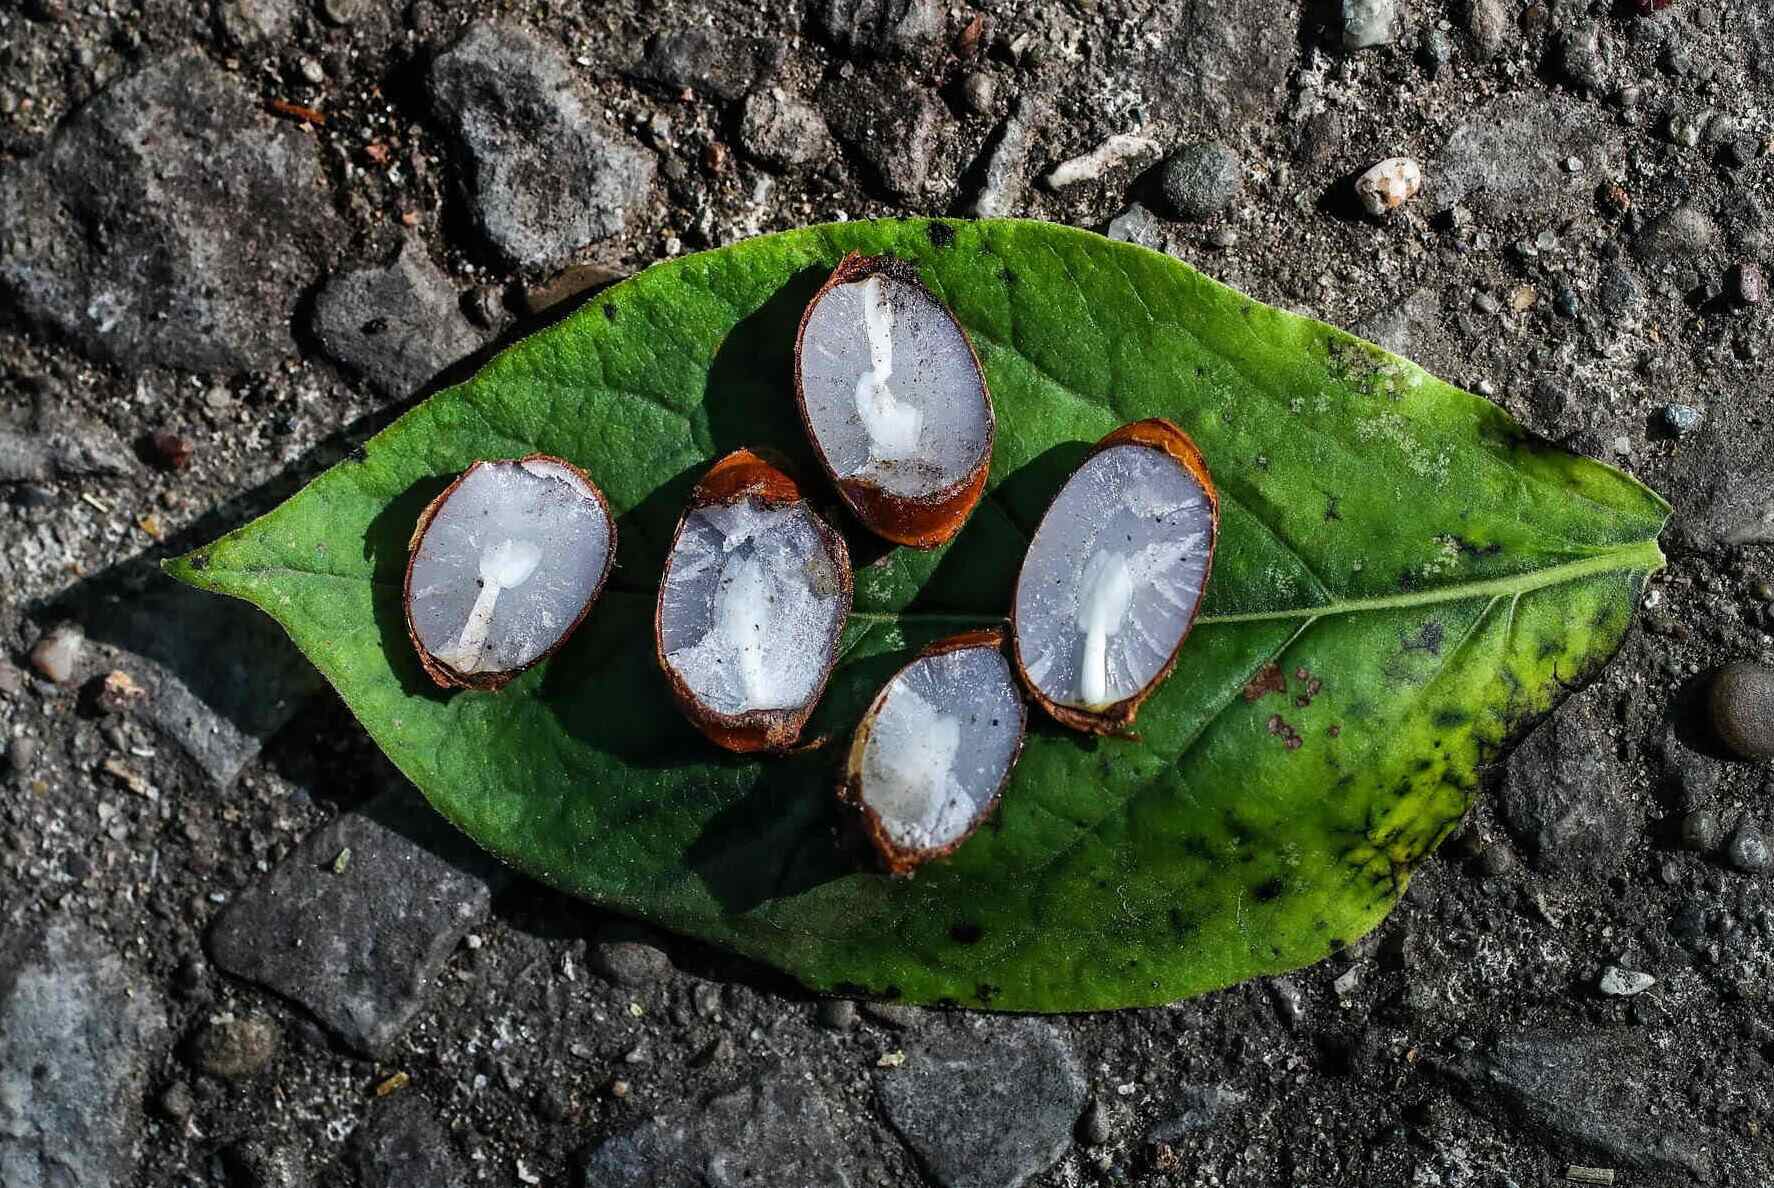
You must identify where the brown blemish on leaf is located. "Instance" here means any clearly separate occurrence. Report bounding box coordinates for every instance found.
[1267,714,1303,750]
[1242,662,1287,701]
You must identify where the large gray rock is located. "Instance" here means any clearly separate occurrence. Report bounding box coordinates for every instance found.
[0,51,339,372]
[207,784,506,1055]
[310,236,487,402]
[579,1061,860,1187]
[1443,1031,1738,1181]
[628,28,785,100]
[0,922,168,1188]
[876,1018,1087,1188]
[1431,93,1616,218]
[738,89,835,171]
[1500,686,1637,877]
[814,0,943,58]
[428,21,655,272]
[822,65,943,203]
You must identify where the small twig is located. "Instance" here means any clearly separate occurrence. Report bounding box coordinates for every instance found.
[1566,1168,1615,1186]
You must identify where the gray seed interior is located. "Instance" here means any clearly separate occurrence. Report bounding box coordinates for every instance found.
[1014,444,1213,712]
[407,459,612,677]
[859,645,1023,856]
[800,272,990,499]
[659,496,846,717]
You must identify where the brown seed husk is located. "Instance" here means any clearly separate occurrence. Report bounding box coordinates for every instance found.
[1011,418,1219,735]
[655,448,854,754]
[794,251,994,550]
[404,454,616,692]
[841,627,1026,874]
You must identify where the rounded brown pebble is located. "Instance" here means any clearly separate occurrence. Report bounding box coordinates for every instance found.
[189,1015,281,1079]
[1709,663,1774,760]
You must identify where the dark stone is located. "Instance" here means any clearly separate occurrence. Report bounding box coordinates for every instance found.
[1555,20,1606,91]
[876,1018,1087,1188]
[737,89,835,171]
[310,236,487,401]
[189,1015,281,1079]
[206,784,506,1055]
[822,65,943,203]
[0,922,168,1188]
[589,935,673,986]
[814,0,942,58]
[579,1061,860,1187]
[349,1094,466,1188]
[1726,822,1770,873]
[1160,142,1243,221]
[428,21,655,271]
[1473,842,1515,877]
[1708,662,1774,760]
[219,1139,306,1188]
[1445,1031,1720,1180]
[0,51,340,372]
[629,28,785,101]
[1416,28,1452,77]
[1594,262,1643,316]
[1500,690,1635,876]
[1079,1098,1112,1146]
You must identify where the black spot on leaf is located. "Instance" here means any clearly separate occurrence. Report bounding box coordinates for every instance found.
[950,922,984,944]
[926,221,956,248]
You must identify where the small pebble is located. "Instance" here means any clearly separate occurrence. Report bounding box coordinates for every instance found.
[1726,823,1770,873]
[960,72,995,116]
[148,432,194,470]
[320,0,362,24]
[1416,28,1451,77]
[189,1016,282,1079]
[1080,1098,1112,1146]
[29,625,83,685]
[1473,843,1515,877]
[1730,262,1766,306]
[1662,404,1703,436]
[1268,978,1305,1027]
[1679,809,1722,852]
[298,57,325,85]
[1598,965,1656,996]
[1342,0,1398,50]
[591,938,673,986]
[1354,157,1423,218]
[1708,663,1774,761]
[1752,579,1773,603]
[1160,141,1243,221]
[1723,137,1761,169]
[7,736,38,777]
[156,1081,196,1122]
[1208,226,1239,248]
[1553,287,1580,318]
[1473,292,1502,316]
[0,659,22,697]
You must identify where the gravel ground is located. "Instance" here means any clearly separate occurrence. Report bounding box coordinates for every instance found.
[3,0,1774,1185]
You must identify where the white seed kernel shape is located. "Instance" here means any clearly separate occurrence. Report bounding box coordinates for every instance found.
[1355,157,1423,218]
[408,460,612,678]
[801,272,989,499]
[1015,444,1213,712]
[659,497,847,717]
[860,646,1023,856]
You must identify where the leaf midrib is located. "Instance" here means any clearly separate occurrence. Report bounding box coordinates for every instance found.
[180,537,1663,632]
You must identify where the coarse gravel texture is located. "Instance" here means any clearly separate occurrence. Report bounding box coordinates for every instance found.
[2,0,1774,1186]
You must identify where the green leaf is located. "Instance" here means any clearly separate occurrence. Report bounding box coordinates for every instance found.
[167,219,1667,1010]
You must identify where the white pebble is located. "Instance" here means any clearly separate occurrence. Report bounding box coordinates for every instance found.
[1598,965,1655,997]
[29,625,84,685]
[1043,133,1161,191]
[1354,157,1423,218]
